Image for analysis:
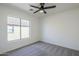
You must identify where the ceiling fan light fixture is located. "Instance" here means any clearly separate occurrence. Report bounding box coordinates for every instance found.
[39,10,43,13]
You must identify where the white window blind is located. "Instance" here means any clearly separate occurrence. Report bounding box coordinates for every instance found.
[7,16,30,41]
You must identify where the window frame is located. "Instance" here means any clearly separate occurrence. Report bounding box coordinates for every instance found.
[7,16,30,41]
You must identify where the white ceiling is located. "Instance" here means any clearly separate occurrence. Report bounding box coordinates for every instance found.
[5,3,79,18]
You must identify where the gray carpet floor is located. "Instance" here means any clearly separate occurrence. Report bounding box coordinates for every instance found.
[1,41,79,56]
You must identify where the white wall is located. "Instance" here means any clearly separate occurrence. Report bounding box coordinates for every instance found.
[42,8,79,51]
[0,5,40,54]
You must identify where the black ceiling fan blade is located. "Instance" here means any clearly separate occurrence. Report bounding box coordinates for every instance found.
[33,9,41,14]
[44,5,56,9]
[30,5,40,9]
[43,9,47,14]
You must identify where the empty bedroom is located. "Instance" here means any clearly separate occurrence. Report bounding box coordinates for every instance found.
[0,3,79,56]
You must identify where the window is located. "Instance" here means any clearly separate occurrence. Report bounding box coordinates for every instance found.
[21,19,29,38]
[7,16,30,41]
[8,25,14,33]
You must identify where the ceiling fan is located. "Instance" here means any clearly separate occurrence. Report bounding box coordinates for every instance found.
[30,3,56,14]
